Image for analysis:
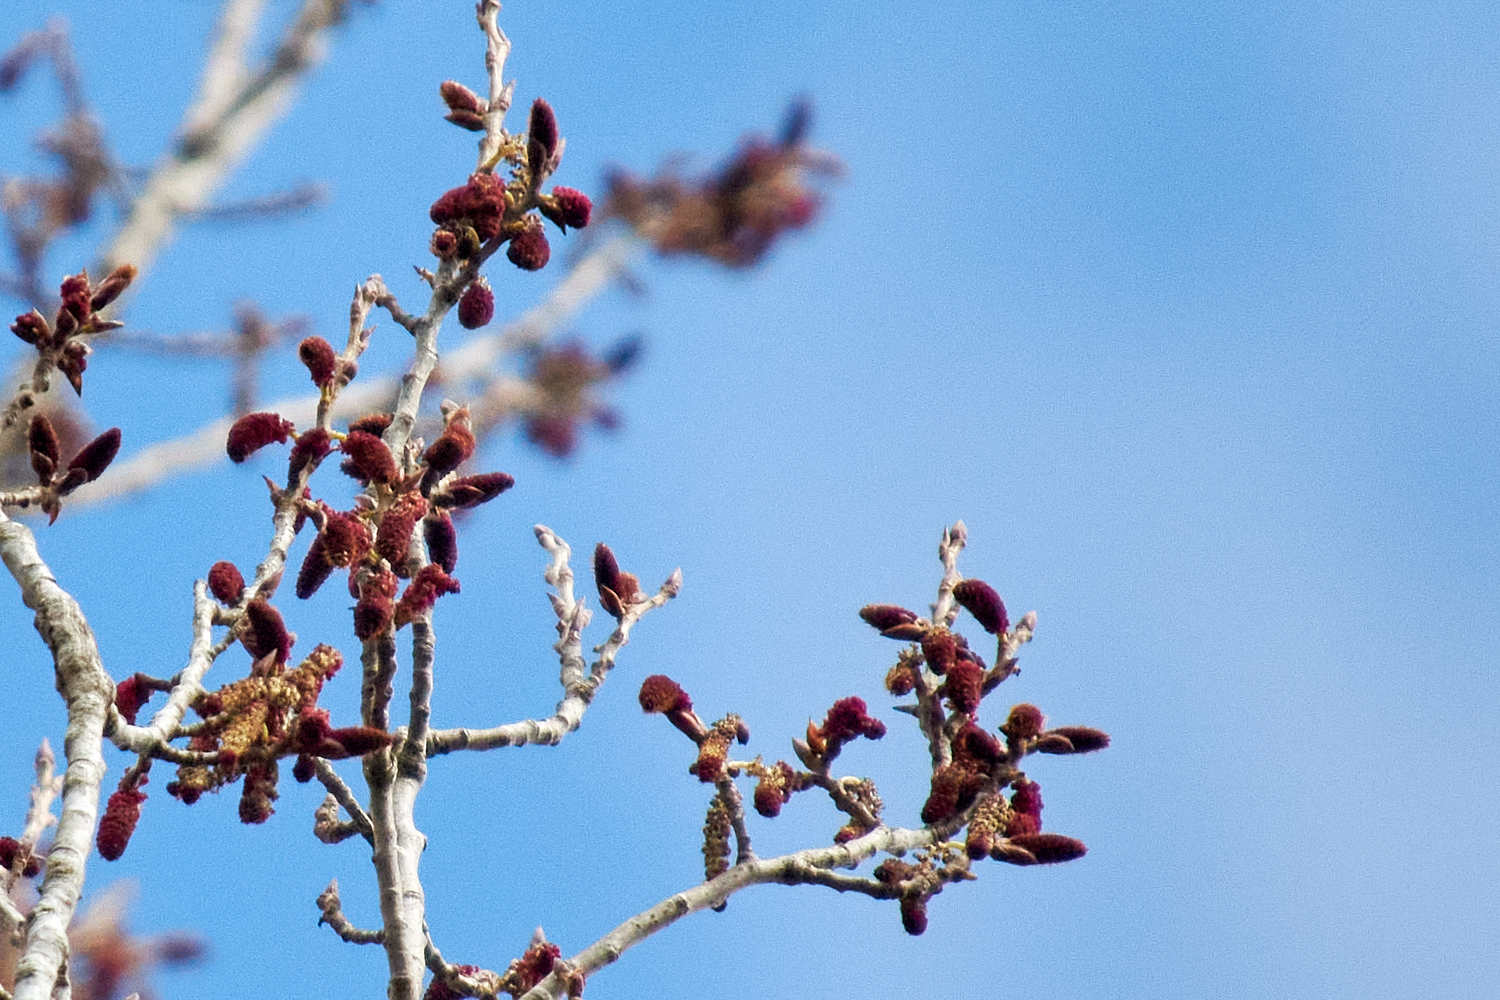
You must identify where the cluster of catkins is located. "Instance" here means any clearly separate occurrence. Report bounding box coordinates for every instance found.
[634,560,1109,936]
[603,101,830,267]
[8,264,134,401]
[430,89,592,331]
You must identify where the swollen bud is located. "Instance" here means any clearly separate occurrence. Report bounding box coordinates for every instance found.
[506,219,551,271]
[58,428,121,494]
[528,98,559,173]
[953,578,1009,634]
[457,278,494,329]
[89,264,137,311]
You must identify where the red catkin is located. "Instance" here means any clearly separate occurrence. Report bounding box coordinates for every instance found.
[227,412,294,463]
[97,784,147,860]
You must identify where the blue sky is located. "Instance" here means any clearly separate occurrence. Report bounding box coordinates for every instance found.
[1,2,1497,998]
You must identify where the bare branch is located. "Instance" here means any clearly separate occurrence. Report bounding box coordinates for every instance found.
[317,880,386,945]
[424,528,681,756]
[0,511,113,1000]
[518,824,946,1000]
[101,0,353,277]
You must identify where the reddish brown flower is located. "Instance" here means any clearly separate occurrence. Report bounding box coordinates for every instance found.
[292,754,317,783]
[11,308,48,344]
[298,336,338,387]
[429,172,508,242]
[1004,811,1041,838]
[340,430,398,485]
[375,493,428,568]
[921,628,958,675]
[238,762,278,824]
[97,783,147,860]
[942,659,983,715]
[348,412,393,437]
[540,186,592,231]
[424,513,458,574]
[114,673,152,725]
[952,721,1003,767]
[511,940,561,995]
[227,412,295,463]
[859,604,919,632]
[593,543,639,618]
[899,896,928,936]
[320,510,372,567]
[954,578,1009,634]
[242,598,292,663]
[506,219,551,271]
[422,407,476,482]
[324,726,398,758]
[394,564,460,626]
[1010,778,1043,821]
[295,535,335,599]
[354,569,399,639]
[439,80,484,114]
[1005,832,1087,864]
[58,271,91,322]
[752,761,797,818]
[1001,703,1046,742]
[288,427,334,479]
[430,471,514,509]
[527,98,559,172]
[690,729,731,783]
[921,762,984,824]
[638,674,692,714]
[457,278,494,329]
[206,561,242,607]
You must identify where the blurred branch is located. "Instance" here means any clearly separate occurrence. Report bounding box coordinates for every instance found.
[100,0,352,278]
[72,232,641,507]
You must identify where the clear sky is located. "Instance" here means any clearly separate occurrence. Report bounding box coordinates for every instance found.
[1,2,1497,998]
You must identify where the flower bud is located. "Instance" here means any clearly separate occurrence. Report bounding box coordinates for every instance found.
[27,414,59,484]
[528,98,559,172]
[89,264,137,311]
[227,412,295,463]
[859,604,919,632]
[59,428,121,493]
[1005,832,1087,864]
[540,187,591,231]
[439,80,484,115]
[10,309,48,345]
[430,471,514,509]
[339,430,397,484]
[298,336,338,387]
[207,561,245,604]
[457,277,494,329]
[953,578,1008,634]
[1038,725,1111,754]
[506,219,551,271]
[424,512,458,574]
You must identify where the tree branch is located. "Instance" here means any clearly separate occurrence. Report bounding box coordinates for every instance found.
[100,0,353,277]
[0,511,113,1000]
[424,526,681,756]
[517,824,947,1000]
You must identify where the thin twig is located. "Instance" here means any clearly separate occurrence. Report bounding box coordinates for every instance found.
[424,526,681,756]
